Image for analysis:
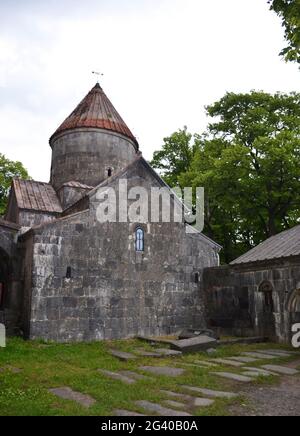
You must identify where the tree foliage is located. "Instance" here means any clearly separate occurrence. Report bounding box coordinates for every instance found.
[269,0,300,64]
[0,154,30,216]
[151,91,300,263]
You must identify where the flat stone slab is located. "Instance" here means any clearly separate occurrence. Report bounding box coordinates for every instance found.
[257,349,295,357]
[242,352,277,360]
[169,336,218,353]
[134,349,163,358]
[160,390,214,407]
[261,365,299,376]
[135,400,191,416]
[193,360,218,367]
[49,387,96,408]
[242,367,278,376]
[108,350,137,361]
[164,400,187,409]
[114,410,146,416]
[139,366,185,377]
[155,348,182,357]
[210,358,244,367]
[119,371,152,381]
[229,356,259,363]
[181,385,238,399]
[211,372,253,383]
[99,370,135,384]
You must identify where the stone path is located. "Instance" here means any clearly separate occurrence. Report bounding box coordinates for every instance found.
[181,386,238,399]
[49,387,96,408]
[109,350,137,362]
[229,356,259,363]
[160,389,214,407]
[99,370,136,384]
[211,372,253,383]
[261,365,299,376]
[242,352,278,360]
[119,370,153,381]
[209,358,244,367]
[155,348,182,357]
[135,400,191,416]
[135,350,163,358]
[139,366,185,377]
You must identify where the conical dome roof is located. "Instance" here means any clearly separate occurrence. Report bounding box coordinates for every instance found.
[50,83,138,147]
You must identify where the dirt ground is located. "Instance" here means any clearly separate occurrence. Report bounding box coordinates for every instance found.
[230,359,300,416]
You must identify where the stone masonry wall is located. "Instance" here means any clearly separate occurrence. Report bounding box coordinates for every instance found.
[204,258,300,343]
[25,160,219,342]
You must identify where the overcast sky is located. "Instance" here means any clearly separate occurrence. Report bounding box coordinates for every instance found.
[0,0,299,182]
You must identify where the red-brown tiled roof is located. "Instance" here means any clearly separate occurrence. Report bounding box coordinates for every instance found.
[12,179,62,213]
[50,83,138,146]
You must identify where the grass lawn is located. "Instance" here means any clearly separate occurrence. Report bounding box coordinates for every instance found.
[0,338,297,416]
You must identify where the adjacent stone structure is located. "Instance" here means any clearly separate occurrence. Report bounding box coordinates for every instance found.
[204,226,300,343]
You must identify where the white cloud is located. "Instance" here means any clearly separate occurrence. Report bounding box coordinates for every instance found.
[0,0,299,182]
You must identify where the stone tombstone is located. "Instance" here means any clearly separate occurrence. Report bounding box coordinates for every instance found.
[0,323,5,347]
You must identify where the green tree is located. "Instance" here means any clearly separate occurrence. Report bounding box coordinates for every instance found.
[152,91,300,263]
[0,154,30,216]
[269,0,300,64]
[150,127,198,187]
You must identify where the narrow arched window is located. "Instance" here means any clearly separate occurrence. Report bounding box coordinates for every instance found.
[107,168,112,177]
[135,228,144,252]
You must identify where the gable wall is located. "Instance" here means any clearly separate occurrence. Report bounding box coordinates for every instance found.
[26,161,219,341]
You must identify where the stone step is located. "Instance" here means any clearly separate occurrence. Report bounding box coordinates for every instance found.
[242,367,278,376]
[119,371,153,381]
[209,358,244,367]
[181,385,238,399]
[242,352,277,360]
[228,356,259,363]
[155,348,183,357]
[192,360,218,367]
[98,370,136,384]
[135,400,191,416]
[49,387,96,408]
[108,350,137,362]
[134,349,163,358]
[261,365,299,376]
[211,372,253,383]
[160,390,214,407]
[257,349,295,357]
[163,400,187,409]
[114,409,146,416]
[139,366,185,377]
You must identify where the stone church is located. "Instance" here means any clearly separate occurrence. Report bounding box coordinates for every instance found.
[0,83,221,342]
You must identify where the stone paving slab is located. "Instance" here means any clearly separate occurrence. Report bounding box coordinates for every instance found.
[160,390,214,407]
[211,372,253,383]
[181,385,238,399]
[257,350,295,357]
[242,371,272,378]
[119,371,153,381]
[114,409,146,416]
[98,370,136,384]
[108,350,137,362]
[135,400,191,416]
[242,367,278,376]
[49,387,96,408]
[164,400,187,409]
[242,352,277,360]
[192,360,218,367]
[134,349,163,358]
[210,358,244,367]
[155,348,183,357]
[229,356,259,363]
[139,366,185,377]
[261,365,299,376]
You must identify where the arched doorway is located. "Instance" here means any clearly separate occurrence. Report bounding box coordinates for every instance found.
[0,248,10,310]
[258,281,276,339]
[288,289,300,324]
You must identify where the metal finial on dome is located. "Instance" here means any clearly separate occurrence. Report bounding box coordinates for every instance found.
[92,71,104,85]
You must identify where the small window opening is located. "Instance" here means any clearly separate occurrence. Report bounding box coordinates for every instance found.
[135,228,144,252]
[66,266,72,279]
[107,168,112,177]
[194,272,199,284]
